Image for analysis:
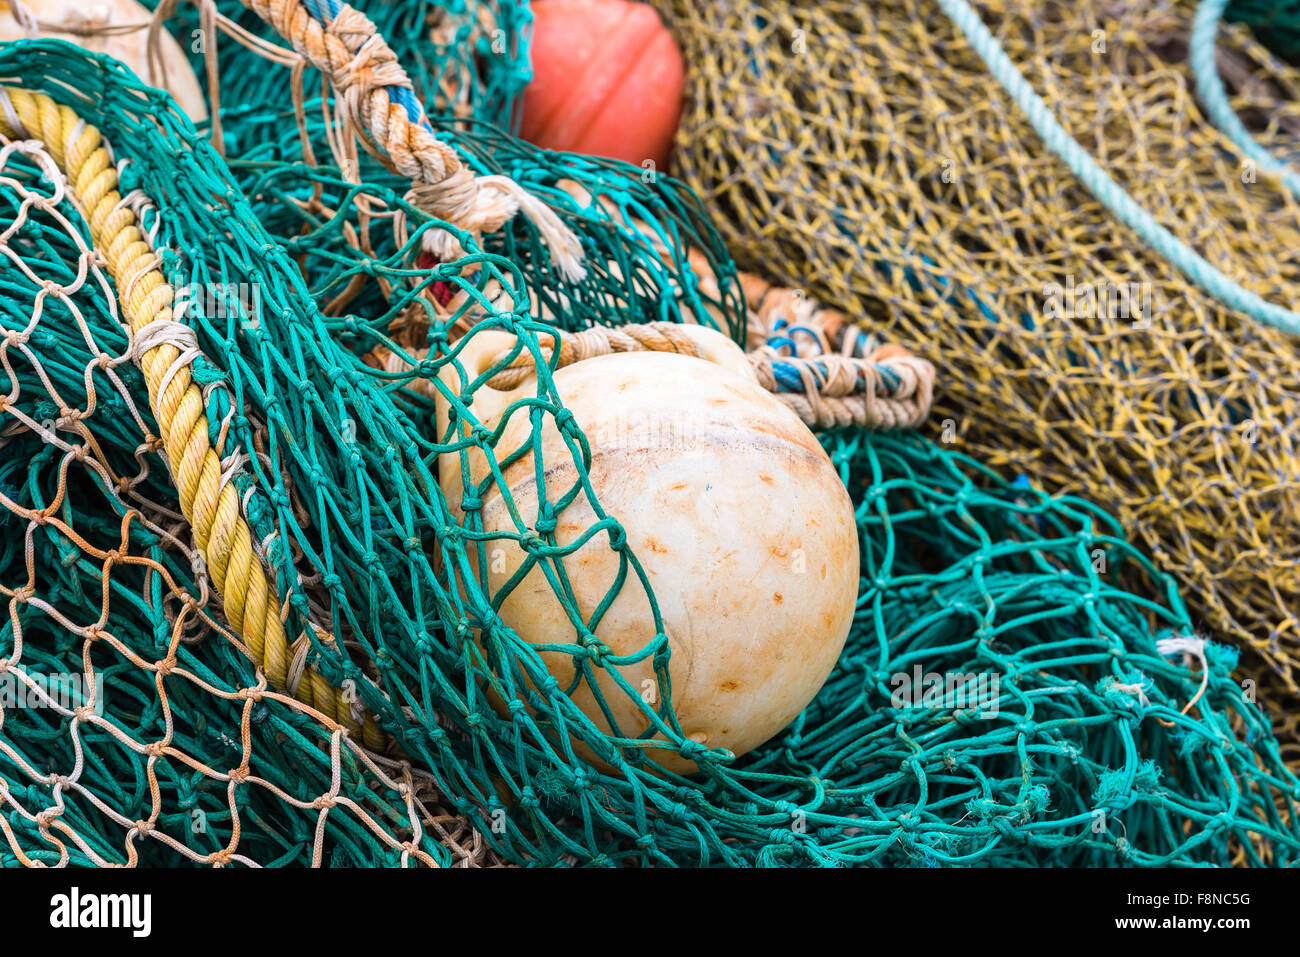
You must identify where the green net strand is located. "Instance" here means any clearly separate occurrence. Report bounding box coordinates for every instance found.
[3,40,1300,867]
[140,0,534,140]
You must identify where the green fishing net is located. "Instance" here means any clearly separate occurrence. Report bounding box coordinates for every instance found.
[137,0,746,346]
[1,7,1298,867]
[141,0,534,131]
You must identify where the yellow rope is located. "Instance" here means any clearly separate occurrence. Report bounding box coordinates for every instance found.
[0,88,384,750]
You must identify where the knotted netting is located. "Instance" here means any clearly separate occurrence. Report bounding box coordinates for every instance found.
[129,0,750,350]
[652,0,1300,718]
[0,3,1298,867]
[133,0,534,134]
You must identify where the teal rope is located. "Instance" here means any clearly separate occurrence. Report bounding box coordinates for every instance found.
[936,0,1300,336]
[1192,0,1300,198]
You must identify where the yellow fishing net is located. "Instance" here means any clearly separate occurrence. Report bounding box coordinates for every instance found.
[654,0,1300,722]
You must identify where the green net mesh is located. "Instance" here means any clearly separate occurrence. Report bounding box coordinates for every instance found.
[1,2,1299,868]
[140,0,535,131]
[653,0,1300,724]
[136,0,747,348]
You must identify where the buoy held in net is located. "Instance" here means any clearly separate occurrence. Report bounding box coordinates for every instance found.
[437,324,858,773]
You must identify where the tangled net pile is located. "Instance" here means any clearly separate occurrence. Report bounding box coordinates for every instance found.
[0,0,1299,866]
[653,0,1300,714]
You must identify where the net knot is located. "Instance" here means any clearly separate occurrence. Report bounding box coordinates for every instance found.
[767,827,800,846]
[552,408,576,435]
[34,808,60,828]
[1099,673,1152,717]
[1206,811,1233,835]
[569,767,593,791]
[534,506,557,536]
[577,632,609,664]
[605,525,628,552]
[537,674,562,697]
[676,737,709,761]
[991,817,1017,838]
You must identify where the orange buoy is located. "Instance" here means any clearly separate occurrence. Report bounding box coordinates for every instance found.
[520,0,685,173]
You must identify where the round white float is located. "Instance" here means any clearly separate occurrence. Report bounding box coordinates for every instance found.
[437,324,858,773]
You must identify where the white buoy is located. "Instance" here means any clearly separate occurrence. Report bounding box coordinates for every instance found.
[437,325,858,773]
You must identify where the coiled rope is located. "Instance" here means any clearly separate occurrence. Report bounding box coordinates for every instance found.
[382,280,936,432]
